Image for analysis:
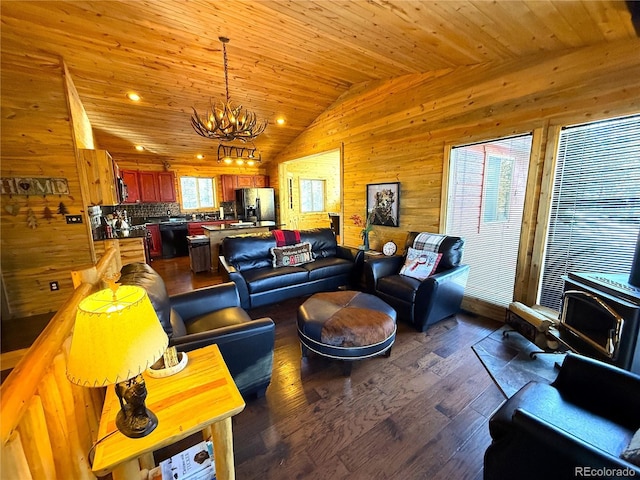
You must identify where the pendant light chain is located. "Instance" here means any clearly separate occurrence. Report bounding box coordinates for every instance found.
[191,36,267,143]
[222,37,230,104]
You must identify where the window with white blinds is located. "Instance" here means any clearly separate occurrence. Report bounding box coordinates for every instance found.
[446,134,533,310]
[538,114,640,311]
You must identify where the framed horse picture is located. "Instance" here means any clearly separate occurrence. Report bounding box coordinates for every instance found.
[366,182,400,227]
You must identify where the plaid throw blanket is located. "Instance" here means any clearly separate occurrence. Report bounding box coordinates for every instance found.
[272,229,301,247]
[413,233,446,253]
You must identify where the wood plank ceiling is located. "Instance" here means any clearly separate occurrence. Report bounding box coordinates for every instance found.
[1,1,636,165]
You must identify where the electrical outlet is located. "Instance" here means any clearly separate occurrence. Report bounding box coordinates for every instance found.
[65,215,83,224]
[50,281,59,291]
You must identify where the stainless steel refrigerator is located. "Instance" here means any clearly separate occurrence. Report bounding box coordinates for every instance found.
[236,187,276,222]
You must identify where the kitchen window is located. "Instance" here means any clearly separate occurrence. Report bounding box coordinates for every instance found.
[180,176,216,210]
[300,179,325,212]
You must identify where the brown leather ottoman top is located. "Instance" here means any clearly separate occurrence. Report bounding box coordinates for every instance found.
[297,291,396,348]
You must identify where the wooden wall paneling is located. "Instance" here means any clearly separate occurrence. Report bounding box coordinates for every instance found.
[118,238,146,265]
[1,53,94,318]
[63,62,95,150]
[273,39,640,319]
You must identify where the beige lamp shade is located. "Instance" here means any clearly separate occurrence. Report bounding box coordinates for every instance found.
[67,285,168,387]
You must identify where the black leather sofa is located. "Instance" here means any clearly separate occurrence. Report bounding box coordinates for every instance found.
[118,262,275,399]
[364,232,470,331]
[219,228,362,309]
[485,353,640,479]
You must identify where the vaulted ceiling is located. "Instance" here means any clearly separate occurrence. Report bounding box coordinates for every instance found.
[1,1,637,165]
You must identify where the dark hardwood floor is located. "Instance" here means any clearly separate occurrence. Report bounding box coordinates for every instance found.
[3,255,507,478]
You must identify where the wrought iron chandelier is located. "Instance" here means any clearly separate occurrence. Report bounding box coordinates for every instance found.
[217,144,262,166]
[191,37,267,142]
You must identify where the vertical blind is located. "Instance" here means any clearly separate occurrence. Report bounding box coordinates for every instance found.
[447,134,532,309]
[539,114,640,311]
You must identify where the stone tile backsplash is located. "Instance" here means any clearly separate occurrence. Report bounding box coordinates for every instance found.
[119,201,237,224]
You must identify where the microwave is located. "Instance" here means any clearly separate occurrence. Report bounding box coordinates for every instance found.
[116,176,128,204]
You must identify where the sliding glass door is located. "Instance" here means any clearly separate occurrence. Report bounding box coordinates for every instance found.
[446,134,533,318]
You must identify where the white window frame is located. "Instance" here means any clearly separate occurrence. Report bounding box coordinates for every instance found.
[180,176,217,211]
[300,178,325,213]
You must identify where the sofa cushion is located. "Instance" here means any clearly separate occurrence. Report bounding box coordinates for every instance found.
[399,248,442,280]
[299,228,338,258]
[304,256,354,281]
[223,233,276,271]
[242,266,310,294]
[119,262,174,337]
[377,274,420,302]
[271,242,314,268]
[185,306,251,334]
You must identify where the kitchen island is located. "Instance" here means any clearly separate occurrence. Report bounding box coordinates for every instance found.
[203,222,275,272]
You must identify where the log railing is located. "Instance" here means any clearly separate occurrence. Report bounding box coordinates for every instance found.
[1,248,121,479]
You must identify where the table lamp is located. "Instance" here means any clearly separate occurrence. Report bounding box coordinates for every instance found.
[66,284,168,438]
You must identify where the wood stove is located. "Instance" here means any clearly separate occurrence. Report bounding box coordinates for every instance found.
[560,272,640,374]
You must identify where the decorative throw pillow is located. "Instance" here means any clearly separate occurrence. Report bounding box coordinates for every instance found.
[399,248,442,281]
[621,428,640,467]
[271,242,314,268]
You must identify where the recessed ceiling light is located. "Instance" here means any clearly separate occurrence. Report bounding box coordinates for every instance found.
[127,92,141,102]
[135,145,144,151]
[276,117,285,125]
[196,154,204,160]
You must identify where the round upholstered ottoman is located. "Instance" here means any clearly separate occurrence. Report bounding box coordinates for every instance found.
[297,291,397,375]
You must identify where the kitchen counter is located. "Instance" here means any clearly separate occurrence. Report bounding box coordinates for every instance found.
[203,223,273,272]
[202,221,276,231]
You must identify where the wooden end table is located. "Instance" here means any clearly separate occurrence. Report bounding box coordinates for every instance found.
[92,344,246,480]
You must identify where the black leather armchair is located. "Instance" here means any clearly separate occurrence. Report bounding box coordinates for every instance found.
[119,262,275,399]
[364,232,469,331]
[485,353,640,480]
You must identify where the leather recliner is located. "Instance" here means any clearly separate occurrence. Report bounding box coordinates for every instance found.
[118,262,275,399]
[485,353,640,479]
[364,232,470,331]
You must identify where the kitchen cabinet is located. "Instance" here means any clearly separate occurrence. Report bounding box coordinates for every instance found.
[139,171,159,202]
[236,175,254,188]
[121,169,140,204]
[79,149,119,205]
[254,175,269,187]
[220,174,269,201]
[146,224,162,258]
[157,172,176,202]
[138,171,176,203]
